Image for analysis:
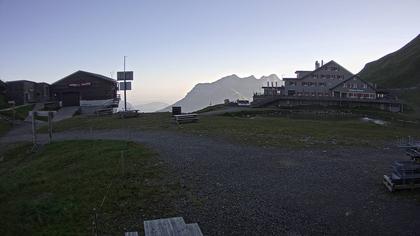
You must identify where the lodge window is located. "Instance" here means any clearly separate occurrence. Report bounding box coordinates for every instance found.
[319,82,326,87]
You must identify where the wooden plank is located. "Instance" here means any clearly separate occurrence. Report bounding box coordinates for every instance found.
[383,174,420,191]
[185,223,204,236]
[144,217,187,236]
[125,232,139,236]
[383,175,394,192]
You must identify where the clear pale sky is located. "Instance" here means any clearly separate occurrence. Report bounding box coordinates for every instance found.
[0,0,419,105]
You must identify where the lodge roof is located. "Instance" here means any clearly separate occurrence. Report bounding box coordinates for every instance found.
[6,80,37,84]
[329,75,377,91]
[53,70,116,85]
[284,60,354,81]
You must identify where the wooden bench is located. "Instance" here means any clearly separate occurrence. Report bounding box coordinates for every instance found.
[173,114,199,124]
[118,110,140,119]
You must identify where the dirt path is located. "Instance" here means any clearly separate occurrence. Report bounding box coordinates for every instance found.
[1,125,420,235]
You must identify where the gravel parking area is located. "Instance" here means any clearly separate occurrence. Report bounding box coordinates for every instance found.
[1,126,420,235]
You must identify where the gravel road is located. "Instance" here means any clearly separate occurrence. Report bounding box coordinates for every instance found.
[1,124,420,235]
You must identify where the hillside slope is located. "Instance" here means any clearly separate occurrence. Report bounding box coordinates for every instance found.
[358,34,420,88]
[136,102,169,112]
[0,80,7,109]
[162,74,282,112]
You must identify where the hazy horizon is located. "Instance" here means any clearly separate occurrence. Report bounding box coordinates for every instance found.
[1,0,419,105]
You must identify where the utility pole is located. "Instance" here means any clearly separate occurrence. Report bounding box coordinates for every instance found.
[124,56,127,111]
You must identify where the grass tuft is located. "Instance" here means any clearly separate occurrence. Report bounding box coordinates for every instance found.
[0,140,182,235]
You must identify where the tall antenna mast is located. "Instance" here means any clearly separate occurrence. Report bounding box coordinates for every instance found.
[124,56,127,111]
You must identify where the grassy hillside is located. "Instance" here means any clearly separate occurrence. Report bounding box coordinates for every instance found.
[0,140,182,235]
[358,34,420,88]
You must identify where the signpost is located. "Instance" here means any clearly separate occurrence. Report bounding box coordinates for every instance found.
[119,81,132,90]
[117,57,134,111]
[117,71,133,81]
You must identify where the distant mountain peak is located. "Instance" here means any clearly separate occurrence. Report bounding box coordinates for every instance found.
[245,75,257,79]
[160,73,282,112]
[260,74,280,80]
[221,74,240,79]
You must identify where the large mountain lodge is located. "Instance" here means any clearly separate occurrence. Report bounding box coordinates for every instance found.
[253,60,403,112]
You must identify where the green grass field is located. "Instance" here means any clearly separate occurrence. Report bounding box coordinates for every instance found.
[0,120,11,136]
[0,104,34,120]
[0,94,8,109]
[0,140,182,235]
[41,112,420,148]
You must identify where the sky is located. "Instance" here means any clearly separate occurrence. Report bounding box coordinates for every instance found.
[0,0,419,105]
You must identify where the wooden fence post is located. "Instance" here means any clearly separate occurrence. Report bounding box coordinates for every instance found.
[32,111,37,146]
[48,111,53,144]
[121,150,125,176]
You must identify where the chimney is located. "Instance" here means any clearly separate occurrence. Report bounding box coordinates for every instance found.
[315,60,320,69]
[321,60,324,66]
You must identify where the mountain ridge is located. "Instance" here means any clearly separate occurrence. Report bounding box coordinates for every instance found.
[358,34,420,111]
[161,74,282,112]
[358,34,420,88]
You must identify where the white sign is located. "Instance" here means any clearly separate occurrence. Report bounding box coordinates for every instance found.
[119,81,132,90]
[117,71,134,81]
[68,82,91,87]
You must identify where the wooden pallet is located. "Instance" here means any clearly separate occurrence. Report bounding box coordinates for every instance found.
[144,217,203,236]
[383,174,420,192]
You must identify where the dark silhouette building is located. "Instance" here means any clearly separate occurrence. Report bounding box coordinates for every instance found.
[5,80,50,105]
[51,70,118,107]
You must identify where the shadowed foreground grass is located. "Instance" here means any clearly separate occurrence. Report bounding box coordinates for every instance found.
[0,104,34,120]
[41,112,420,147]
[0,120,11,136]
[0,140,182,235]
